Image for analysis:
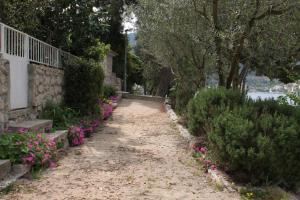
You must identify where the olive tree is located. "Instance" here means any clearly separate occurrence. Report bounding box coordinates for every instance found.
[136,0,299,92]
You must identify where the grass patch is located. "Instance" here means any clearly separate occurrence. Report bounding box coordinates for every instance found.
[214,182,224,191]
[240,186,290,200]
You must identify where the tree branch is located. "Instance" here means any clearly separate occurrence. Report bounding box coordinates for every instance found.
[255,3,298,21]
[191,0,210,21]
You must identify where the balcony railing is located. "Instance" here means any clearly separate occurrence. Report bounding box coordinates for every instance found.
[0,22,78,68]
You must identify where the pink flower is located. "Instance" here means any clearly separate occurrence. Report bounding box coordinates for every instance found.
[49,160,57,168]
[22,154,35,164]
[68,126,85,146]
[42,153,51,164]
[73,138,79,145]
[17,128,28,134]
[200,147,207,153]
[204,160,212,165]
[101,103,113,120]
[91,119,100,129]
[210,165,217,170]
[197,157,204,162]
[75,127,82,132]
[28,143,33,149]
[48,139,55,146]
[37,133,43,139]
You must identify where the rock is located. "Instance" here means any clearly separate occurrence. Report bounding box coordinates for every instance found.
[0,160,11,180]
[75,149,82,155]
[112,103,118,109]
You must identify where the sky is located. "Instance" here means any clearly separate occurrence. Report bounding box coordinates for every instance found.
[123,12,137,33]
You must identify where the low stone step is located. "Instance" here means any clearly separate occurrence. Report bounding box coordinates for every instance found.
[46,130,69,149]
[8,119,53,133]
[116,91,123,102]
[0,164,30,190]
[122,93,165,103]
[0,160,11,180]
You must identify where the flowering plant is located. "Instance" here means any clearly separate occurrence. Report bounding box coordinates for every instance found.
[78,118,101,138]
[192,144,217,171]
[99,99,113,120]
[67,126,84,147]
[109,96,118,103]
[90,119,101,132]
[0,132,58,170]
[21,133,58,169]
[102,103,113,119]
[79,120,94,138]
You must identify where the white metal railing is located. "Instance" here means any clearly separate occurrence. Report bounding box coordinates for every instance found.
[0,22,78,68]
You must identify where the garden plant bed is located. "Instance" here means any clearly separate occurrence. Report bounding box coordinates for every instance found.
[164,100,300,200]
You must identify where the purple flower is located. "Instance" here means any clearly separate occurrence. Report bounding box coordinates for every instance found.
[17,128,29,134]
[68,126,84,147]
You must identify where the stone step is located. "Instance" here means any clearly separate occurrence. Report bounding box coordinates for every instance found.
[8,119,53,133]
[0,164,31,190]
[45,130,69,149]
[0,160,11,180]
[122,93,165,103]
[116,91,123,102]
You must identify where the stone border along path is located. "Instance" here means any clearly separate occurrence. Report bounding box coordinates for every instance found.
[0,99,239,200]
[164,102,237,193]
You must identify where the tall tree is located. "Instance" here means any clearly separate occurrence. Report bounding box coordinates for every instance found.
[136,0,299,91]
[0,0,49,32]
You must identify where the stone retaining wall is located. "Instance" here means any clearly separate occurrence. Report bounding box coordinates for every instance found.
[0,58,10,133]
[28,64,64,112]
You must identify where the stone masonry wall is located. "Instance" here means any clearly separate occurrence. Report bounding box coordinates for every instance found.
[103,53,122,91]
[28,64,64,112]
[0,57,10,133]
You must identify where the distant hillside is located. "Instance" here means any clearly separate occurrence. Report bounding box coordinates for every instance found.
[128,33,137,47]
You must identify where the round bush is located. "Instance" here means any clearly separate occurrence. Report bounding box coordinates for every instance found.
[188,88,300,189]
[187,87,247,136]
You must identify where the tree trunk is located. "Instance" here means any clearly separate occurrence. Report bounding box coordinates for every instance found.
[212,0,225,87]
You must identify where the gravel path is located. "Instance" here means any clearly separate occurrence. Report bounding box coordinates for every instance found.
[1,99,239,200]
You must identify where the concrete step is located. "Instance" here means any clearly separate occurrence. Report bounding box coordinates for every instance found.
[0,160,11,180]
[0,164,31,190]
[8,119,53,133]
[45,130,69,149]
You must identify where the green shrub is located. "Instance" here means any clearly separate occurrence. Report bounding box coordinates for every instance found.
[64,59,104,116]
[210,106,300,188]
[39,102,79,129]
[103,85,117,99]
[0,133,28,164]
[278,91,300,106]
[188,88,300,189]
[187,87,247,136]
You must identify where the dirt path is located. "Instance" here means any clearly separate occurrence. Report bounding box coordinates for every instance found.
[1,99,239,200]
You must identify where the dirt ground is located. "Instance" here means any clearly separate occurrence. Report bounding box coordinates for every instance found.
[0,99,239,200]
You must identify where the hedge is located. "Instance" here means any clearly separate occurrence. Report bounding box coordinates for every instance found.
[64,59,104,117]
